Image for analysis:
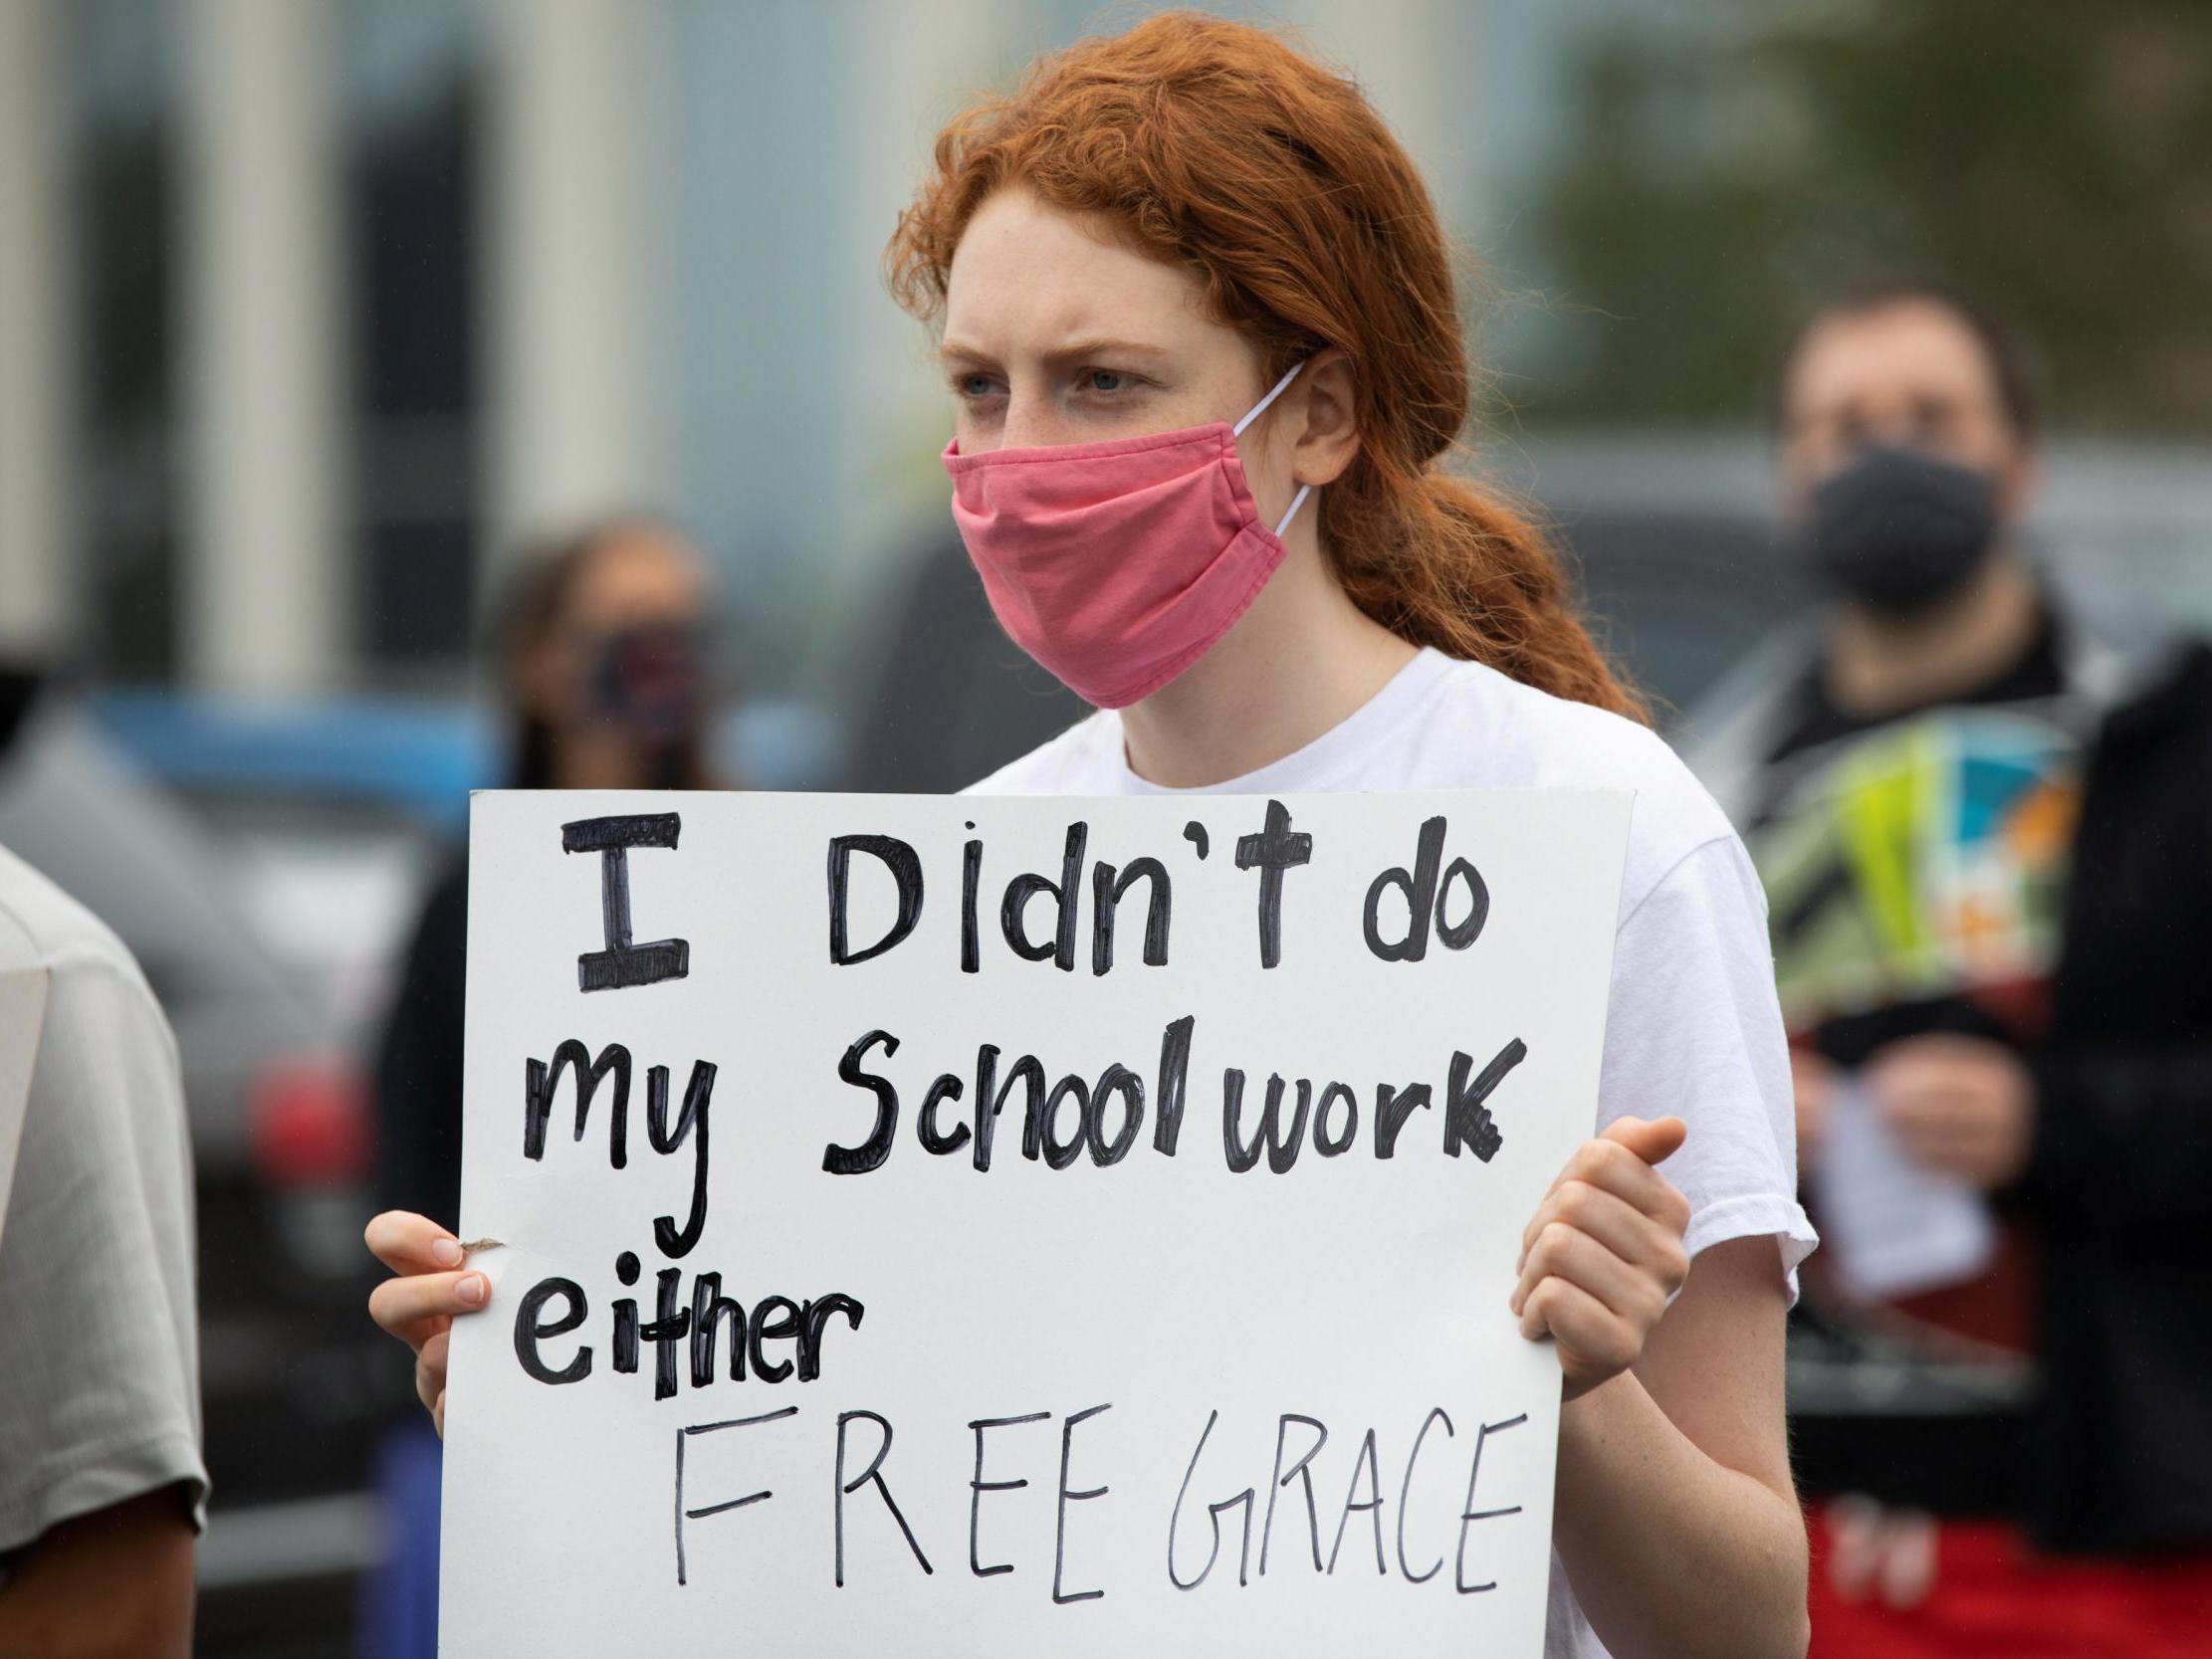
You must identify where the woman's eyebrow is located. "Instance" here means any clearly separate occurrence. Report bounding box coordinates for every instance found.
[937,335,1173,368]
[1041,335,1173,364]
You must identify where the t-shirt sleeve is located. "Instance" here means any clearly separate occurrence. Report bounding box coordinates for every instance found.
[1597,833,1819,1303]
[0,953,209,1557]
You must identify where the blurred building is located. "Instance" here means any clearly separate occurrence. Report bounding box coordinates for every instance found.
[0,0,1538,704]
[6,0,2204,708]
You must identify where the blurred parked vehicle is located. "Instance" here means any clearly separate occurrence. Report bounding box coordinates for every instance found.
[843,435,2212,781]
[0,679,464,1654]
[1498,435,2212,729]
[67,685,838,1655]
[843,536,1087,795]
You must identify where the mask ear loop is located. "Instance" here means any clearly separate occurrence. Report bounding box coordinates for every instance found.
[1232,359,1306,437]
[1233,359,1314,541]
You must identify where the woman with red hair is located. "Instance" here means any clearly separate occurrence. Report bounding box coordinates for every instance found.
[369,15,1816,1655]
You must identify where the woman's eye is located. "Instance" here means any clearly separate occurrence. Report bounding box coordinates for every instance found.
[956,372,1001,399]
[1082,368,1129,393]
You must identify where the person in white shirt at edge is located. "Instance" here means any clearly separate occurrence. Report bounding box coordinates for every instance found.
[0,843,206,1657]
[366,14,1818,1657]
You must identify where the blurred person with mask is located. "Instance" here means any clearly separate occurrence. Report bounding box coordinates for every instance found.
[357,515,717,1659]
[372,515,719,1232]
[0,845,205,1656]
[1687,280,2212,1656]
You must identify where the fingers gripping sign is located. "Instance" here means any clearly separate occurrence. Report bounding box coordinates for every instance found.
[365,1208,497,1437]
[1508,1117,1692,1400]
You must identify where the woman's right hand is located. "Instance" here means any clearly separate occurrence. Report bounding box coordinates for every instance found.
[365,1210,491,1437]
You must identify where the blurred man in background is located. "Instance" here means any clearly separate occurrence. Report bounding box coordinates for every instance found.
[1687,281,2212,1656]
[359,514,721,1659]
[0,843,207,1657]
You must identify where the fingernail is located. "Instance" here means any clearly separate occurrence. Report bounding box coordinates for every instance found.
[431,1238,463,1268]
[456,1273,486,1306]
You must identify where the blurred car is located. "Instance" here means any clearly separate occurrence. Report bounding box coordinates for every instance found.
[843,436,2212,788]
[1486,433,2212,731]
[0,678,463,1654]
[841,534,1089,795]
[70,685,838,1653]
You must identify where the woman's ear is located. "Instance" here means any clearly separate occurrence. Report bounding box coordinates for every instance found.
[1291,347,1360,487]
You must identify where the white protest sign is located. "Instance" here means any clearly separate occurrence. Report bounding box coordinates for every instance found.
[443,787,1630,1657]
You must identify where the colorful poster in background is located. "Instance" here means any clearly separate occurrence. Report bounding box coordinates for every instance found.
[440,788,1631,1657]
[1750,701,2084,1335]
[1750,706,2083,1037]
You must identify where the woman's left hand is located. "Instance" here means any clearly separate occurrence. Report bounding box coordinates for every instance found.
[1511,1116,1692,1401]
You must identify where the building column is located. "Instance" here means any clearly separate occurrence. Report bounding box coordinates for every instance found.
[178,0,349,694]
[1290,0,1480,243]
[0,0,76,660]
[837,0,1014,543]
[481,0,674,567]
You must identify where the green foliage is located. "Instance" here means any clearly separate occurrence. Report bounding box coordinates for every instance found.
[1521,0,2212,432]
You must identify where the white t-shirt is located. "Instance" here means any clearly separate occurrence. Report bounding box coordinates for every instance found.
[0,843,208,1566]
[969,646,1817,1659]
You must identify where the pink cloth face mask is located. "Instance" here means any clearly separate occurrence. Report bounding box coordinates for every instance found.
[943,361,1312,709]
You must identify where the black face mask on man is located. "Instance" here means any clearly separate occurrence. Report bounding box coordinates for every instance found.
[1803,445,1999,615]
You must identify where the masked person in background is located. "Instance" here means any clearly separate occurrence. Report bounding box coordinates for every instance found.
[373,515,719,1232]
[1686,281,2212,1657]
[358,516,718,1659]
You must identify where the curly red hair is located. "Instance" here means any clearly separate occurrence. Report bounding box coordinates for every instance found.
[886,10,1646,723]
